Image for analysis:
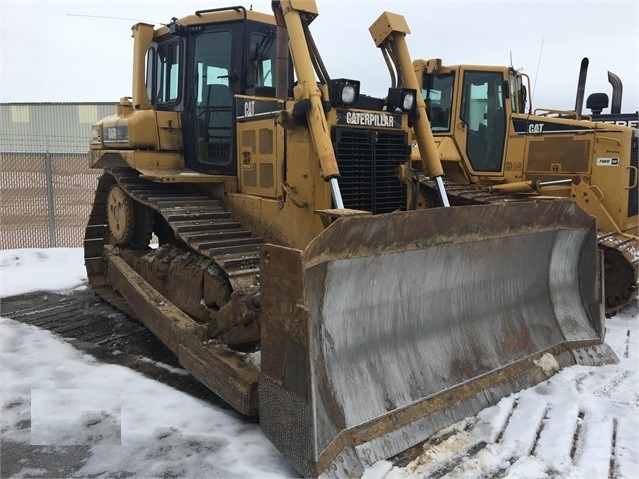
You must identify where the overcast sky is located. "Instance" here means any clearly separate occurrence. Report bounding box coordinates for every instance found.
[1,1,637,113]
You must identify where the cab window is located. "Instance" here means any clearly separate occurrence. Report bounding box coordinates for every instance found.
[509,71,527,114]
[461,71,506,172]
[247,32,276,89]
[423,72,454,131]
[194,30,234,166]
[157,41,180,104]
[145,48,156,104]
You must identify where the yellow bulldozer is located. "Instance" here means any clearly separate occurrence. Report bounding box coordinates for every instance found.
[408,54,638,316]
[85,3,617,477]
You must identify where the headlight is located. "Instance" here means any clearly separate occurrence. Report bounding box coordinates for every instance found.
[341,85,357,104]
[104,125,129,143]
[329,78,361,107]
[90,125,102,145]
[387,87,418,118]
[402,92,415,111]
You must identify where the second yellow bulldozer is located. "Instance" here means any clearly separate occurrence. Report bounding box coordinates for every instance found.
[84,3,617,477]
[405,51,638,316]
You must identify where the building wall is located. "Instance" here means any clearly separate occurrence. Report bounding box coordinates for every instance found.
[0,102,116,154]
[1,103,114,249]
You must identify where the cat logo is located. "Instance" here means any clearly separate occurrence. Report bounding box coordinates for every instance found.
[596,157,619,167]
[528,123,544,134]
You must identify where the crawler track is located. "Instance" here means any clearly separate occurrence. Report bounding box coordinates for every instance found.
[421,178,639,316]
[82,168,264,415]
[83,168,262,317]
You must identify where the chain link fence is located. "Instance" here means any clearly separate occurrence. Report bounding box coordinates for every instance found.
[1,152,101,249]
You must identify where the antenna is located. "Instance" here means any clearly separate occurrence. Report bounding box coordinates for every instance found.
[531,37,544,104]
[68,13,165,25]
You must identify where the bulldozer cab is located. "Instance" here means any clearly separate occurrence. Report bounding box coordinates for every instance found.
[414,58,637,314]
[145,10,285,175]
[422,65,510,174]
[418,60,637,234]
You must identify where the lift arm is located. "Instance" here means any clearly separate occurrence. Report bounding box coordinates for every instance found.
[370,12,450,207]
[272,0,344,208]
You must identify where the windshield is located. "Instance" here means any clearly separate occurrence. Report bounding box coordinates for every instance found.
[423,72,455,131]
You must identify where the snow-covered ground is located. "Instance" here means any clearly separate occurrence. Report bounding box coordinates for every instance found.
[1,248,638,478]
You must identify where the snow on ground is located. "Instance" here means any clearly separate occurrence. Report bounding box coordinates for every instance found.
[1,248,638,478]
[0,248,87,298]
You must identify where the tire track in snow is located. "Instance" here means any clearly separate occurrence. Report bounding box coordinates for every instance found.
[399,369,636,479]
[1,290,235,408]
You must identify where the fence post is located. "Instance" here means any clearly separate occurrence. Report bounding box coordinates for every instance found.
[45,151,56,247]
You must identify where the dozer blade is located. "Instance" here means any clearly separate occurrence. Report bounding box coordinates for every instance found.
[258,201,618,478]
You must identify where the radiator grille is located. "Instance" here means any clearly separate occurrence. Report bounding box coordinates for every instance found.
[332,128,407,214]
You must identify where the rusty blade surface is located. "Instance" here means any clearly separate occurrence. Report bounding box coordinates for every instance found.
[259,201,617,478]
